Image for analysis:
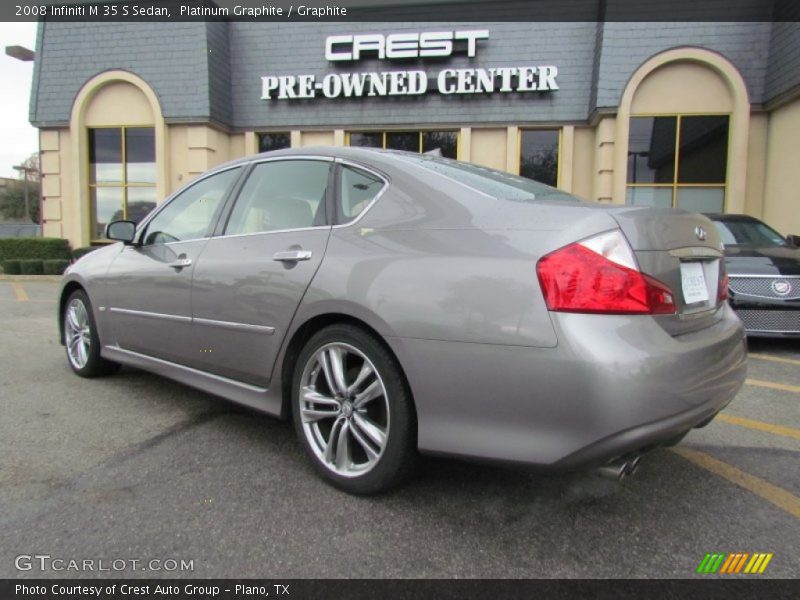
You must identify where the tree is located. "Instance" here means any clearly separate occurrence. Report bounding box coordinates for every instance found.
[0,180,40,223]
[19,153,41,182]
[1,153,42,223]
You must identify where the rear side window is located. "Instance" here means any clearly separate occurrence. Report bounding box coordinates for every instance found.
[225,160,331,235]
[338,165,385,224]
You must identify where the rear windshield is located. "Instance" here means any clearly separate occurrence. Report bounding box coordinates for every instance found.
[712,219,787,247]
[394,153,577,203]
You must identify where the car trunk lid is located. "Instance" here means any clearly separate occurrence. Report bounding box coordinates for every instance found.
[609,206,726,335]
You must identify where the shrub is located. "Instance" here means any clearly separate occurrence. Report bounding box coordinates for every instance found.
[2,259,21,275]
[0,238,71,262]
[43,259,70,275]
[18,259,44,275]
[71,246,101,260]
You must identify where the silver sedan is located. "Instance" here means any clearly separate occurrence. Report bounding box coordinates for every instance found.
[59,148,747,494]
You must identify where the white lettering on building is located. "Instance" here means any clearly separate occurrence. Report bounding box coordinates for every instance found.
[260,30,559,101]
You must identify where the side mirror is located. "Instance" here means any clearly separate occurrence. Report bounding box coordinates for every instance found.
[105,220,137,244]
[787,234,800,248]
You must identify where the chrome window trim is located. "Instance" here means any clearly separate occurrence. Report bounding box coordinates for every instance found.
[332,159,390,229]
[211,226,332,242]
[193,317,275,335]
[248,155,335,165]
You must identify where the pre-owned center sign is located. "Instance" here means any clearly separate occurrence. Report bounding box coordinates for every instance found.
[260,30,559,100]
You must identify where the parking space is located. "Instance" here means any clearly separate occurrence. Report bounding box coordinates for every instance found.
[0,280,798,578]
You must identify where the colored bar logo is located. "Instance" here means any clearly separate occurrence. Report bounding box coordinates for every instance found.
[696,552,773,574]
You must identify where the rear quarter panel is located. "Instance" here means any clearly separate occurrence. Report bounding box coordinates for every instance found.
[306,225,558,347]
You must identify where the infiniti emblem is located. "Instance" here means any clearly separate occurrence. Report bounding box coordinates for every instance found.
[694,226,707,241]
[771,280,791,296]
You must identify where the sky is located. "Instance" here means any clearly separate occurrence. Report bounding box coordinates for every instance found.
[0,22,38,179]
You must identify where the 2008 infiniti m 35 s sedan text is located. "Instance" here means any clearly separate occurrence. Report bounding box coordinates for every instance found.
[59,147,747,494]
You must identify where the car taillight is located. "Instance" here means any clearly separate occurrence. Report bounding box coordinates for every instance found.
[536,230,676,315]
[718,273,729,302]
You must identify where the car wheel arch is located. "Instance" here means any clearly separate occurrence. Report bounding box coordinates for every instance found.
[278,313,416,427]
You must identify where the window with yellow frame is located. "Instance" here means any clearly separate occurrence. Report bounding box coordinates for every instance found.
[626,114,729,213]
[88,126,157,241]
[519,129,561,187]
[347,130,459,159]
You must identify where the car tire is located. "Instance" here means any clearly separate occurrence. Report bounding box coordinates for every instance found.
[292,324,417,494]
[63,289,120,378]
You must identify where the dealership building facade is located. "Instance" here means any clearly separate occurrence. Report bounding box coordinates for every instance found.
[29,15,800,247]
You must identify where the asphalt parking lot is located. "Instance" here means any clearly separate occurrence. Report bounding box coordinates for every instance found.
[0,279,798,579]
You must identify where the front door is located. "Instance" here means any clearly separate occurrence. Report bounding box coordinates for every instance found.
[190,158,333,387]
[101,166,242,366]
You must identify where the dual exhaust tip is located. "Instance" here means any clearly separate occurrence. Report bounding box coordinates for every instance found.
[595,455,642,481]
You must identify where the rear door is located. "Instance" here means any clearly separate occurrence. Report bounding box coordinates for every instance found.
[189,157,334,387]
[102,166,242,365]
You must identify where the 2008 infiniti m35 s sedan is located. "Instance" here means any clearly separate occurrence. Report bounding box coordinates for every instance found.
[59,147,747,494]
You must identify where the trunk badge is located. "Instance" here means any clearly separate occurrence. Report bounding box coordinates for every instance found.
[694,226,707,241]
[771,280,791,296]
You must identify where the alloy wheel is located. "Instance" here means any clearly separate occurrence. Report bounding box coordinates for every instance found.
[298,342,390,478]
[65,298,92,370]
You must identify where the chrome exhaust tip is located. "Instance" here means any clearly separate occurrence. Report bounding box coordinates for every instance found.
[595,455,641,481]
[626,455,641,477]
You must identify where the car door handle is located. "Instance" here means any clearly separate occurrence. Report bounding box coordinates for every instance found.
[167,257,193,269]
[273,250,312,262]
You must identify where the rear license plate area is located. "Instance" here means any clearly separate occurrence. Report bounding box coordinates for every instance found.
[680,261,710,305]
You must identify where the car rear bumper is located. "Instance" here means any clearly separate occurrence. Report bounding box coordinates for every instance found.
[388,303,747,469]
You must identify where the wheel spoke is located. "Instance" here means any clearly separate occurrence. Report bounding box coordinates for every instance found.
[318,350,337,396]
[68,334,82,355]
[77,339,88,365]
[335,420,352,470]
[67,306,81,331]
[75,301,88,328]
[347,362,374,397]
[349,418,380,461]
[323,417,345,464]
[327,347,349,396]
[301,407,339,423]
[302,387,340,407]
[352,379,382,409]
[352,412,386,449]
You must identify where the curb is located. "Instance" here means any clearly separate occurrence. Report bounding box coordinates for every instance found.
[0,275,63,282]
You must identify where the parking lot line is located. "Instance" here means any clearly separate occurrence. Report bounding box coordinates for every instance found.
[672,447,800,520]
[717,413,800,441]
[745,378,800,395]
[749,353,800,367]
[10,282,29,302]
